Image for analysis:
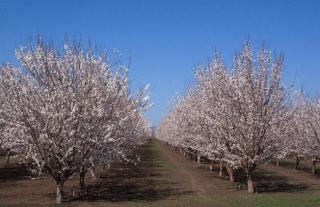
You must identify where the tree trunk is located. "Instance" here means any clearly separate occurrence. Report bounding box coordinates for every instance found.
[295,156,300,170]
[6,149,11,167]
[209,161,214,171]
[79,165,87,191]
[79,172,85,191]
[276,158,279,166]
[247,172,254,193]
[226,165,235,182]
[219,161,223,176]
[197,155,201,164]
[90,167,97,180]
[71,188,75,199]
[56,180,65,204]
[312,160,317,175]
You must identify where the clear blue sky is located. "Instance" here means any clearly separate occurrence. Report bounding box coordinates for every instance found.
[1,0,320,125]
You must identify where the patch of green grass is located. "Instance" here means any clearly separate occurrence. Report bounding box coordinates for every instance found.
[121,192,320,207]
[141,139,175,170]
[173,191,320,207]
[236,192,320,207]
[155,160,173,169]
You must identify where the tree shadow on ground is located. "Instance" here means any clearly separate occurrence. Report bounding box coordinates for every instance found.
[72,142,192,202]
[271,159,320,178]
[196,163,308,193]
[78,164,190,202]
[235,168,308,193]
[0,164,31,182]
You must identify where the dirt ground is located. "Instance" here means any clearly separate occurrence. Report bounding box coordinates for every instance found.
[1,139,320,206]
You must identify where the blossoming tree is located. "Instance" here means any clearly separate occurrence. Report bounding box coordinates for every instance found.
[0,38,150,204]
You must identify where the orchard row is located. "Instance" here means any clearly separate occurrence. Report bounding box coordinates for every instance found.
[157,42,320,193]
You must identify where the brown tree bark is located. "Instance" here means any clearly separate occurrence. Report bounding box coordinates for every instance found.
[79,165,88,192]
[6,149,11,167]
[295,156,300,170]
[226,165,235,182]
[90,167,97,180]
[312,160,317,175]
[197,155,201,164]
[276,158,279,166]
[56,180,65,204]
[247,172,254,193]
[79,171,86,191]
[209,161,214,171]
[219,161,223,176]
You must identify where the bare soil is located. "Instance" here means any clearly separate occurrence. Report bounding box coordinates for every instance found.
[1,139,320,207]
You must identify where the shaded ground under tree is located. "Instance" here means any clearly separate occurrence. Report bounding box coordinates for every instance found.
[78,140,191,202]
[1,139,320,206]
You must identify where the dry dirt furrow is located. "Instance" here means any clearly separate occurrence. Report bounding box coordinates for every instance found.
[156,141,231,195]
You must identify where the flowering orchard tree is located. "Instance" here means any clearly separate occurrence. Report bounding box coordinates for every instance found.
[225,43,290,193]
[292,96,320,174]
[157,42,291,193]
[276,93,320,173]
[0,117,26,166]
[277,93,308,169]
[304,99,320,174]
[196,53,241,180]
[0,38,150,204]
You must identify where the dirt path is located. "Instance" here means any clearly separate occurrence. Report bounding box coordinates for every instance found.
[155,139,320,194]
[155,140,233,195]
[157,142,207,194]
